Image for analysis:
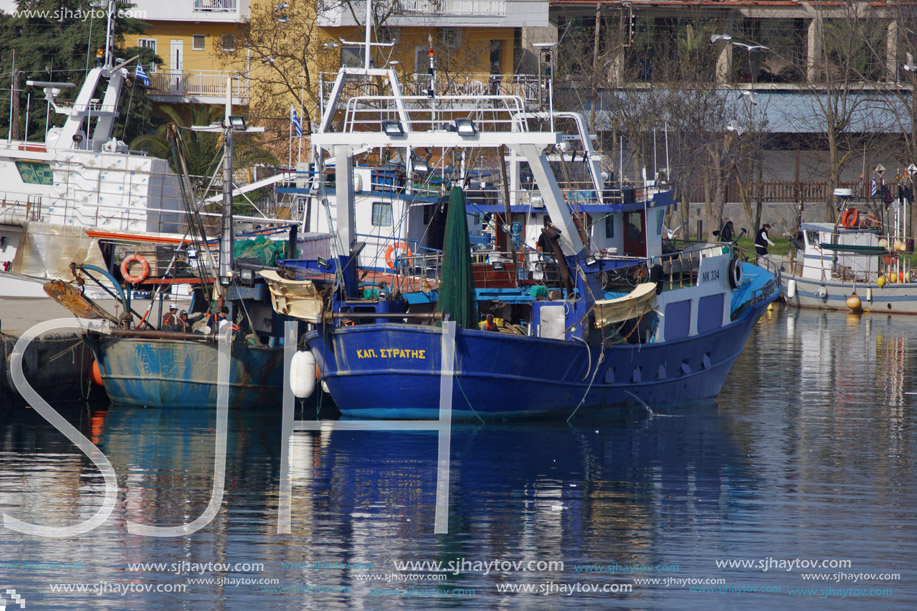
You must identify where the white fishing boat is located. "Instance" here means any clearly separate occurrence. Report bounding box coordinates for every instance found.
[782,187,917,314]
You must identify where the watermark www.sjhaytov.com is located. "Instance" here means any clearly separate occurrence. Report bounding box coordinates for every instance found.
[10,7,147,21]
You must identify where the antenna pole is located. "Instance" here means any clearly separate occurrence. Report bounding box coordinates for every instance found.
[364,0,372,70]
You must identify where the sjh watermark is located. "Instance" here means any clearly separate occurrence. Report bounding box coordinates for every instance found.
[0,588,27,609]
[10,7,147,21]
[5,319,455,538]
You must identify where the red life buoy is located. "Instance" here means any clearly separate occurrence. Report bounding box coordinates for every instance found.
[120,254,150,284]
[384,242,412,269]
[840,209,859,229]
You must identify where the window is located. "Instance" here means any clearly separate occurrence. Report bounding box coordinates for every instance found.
[605,213,615,239]
[441,28,461,50]
[341,47,362,68]
[15,161,53,185]
[137,38,157,52]
[371,201,393,227]
[221,34,235,52]
[192,35,205,51]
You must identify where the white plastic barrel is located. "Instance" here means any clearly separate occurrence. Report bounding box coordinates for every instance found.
[290,350,316,399]
[787,279,797,300]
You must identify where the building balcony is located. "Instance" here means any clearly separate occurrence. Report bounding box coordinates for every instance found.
[318,0,546,28]
[395,0,505,16]
[129,0,248,22]
[148,70,249,106]
[193,0,238,12]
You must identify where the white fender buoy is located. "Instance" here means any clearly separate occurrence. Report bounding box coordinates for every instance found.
[353,172,363,192]
[787,279,797,300]
[290,350,316,399]
[866,287,873,302]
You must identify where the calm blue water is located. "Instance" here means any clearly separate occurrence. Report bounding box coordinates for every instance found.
[0,306,915,609]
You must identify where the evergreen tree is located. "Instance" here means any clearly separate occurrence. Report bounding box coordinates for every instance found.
[0,0,159,142]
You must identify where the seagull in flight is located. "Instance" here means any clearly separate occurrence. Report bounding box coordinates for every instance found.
[710,34,733,44]
[904,52,917,72]
[726,120,746,136]
[732,42,769,52]
[663,224,683,239]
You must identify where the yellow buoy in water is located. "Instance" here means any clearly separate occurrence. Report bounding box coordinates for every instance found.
[878,275,887,287]
[847,292,862,311]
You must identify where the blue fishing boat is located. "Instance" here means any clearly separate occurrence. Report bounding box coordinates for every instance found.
[262,38,779,420]
[89,330,283,409]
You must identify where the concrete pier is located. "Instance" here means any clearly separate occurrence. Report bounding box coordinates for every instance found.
[0,298,119,403]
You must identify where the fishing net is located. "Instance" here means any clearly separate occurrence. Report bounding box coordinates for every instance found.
[437,187,477,328]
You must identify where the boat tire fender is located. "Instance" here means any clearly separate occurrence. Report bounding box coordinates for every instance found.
[728,257,742,289]
[120,254,150,284]
[384,242,412,270]
[649,264,664,294]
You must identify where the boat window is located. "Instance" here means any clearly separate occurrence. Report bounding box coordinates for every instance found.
[341,46,362,68]
[625,212,643,242]
[805,231,819,247]
[604,213,615,239]
[371,201,393,227]
[15,161,53,185]
[697,294,724,333]
[656,210,664,236]
[664,300,691,340]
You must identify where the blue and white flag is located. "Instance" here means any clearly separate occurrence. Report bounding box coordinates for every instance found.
[135,63,151,86]
[290,104,302,138]
[870,178,878,198]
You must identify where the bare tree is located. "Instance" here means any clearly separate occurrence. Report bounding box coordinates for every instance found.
[217,0,338,155]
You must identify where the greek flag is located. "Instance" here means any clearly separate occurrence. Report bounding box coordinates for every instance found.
[870,179,878,198]
[135,63,151,86]
[291,104,302,138]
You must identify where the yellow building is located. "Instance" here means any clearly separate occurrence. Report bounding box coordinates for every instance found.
[123,0,552,147]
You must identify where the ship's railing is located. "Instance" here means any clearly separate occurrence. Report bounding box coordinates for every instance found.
[339,94,527,134]
[650,242,726,289]
[0,196,42,224]
[319,72,541,109]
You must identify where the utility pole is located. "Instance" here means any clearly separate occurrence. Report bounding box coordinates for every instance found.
[9,50,20,141]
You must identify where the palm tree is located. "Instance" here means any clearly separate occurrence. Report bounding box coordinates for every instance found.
[131,104,277,191]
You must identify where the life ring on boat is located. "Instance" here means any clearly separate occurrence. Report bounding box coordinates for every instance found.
[384,242,412,270]
[840,209,859,229]
[728,257,742,289]
[120,254,150,284]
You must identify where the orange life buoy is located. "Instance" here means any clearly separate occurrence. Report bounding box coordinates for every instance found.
[384,242,412,270]
[840,209,859,229]
[120,253,150,284]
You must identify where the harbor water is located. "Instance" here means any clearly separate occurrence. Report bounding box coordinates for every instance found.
[0,306,914,609]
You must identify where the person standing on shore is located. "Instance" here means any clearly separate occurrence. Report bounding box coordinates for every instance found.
[755,223,775,258]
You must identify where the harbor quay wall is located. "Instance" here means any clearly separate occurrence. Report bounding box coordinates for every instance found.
[673,201,838,240]
[0,299,108,404]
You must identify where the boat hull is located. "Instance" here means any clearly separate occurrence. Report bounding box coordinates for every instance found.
[91,336,284,409]
[783,274,917,314]
[306,294,776,420]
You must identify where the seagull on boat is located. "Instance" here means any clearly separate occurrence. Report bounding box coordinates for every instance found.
[904,52,917,72]
[732,42,769,52]
[710,34,732,44]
